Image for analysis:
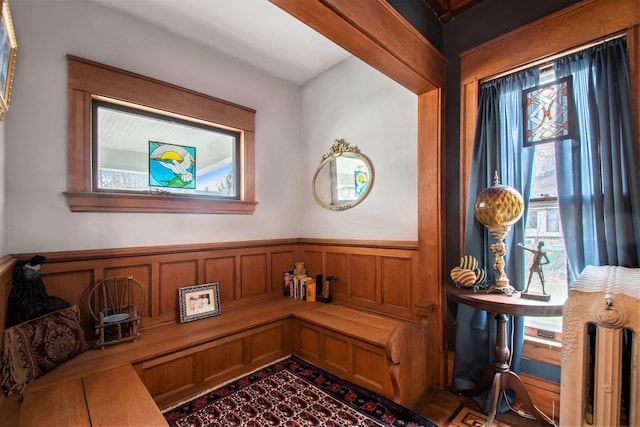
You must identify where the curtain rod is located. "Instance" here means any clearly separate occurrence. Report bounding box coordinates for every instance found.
[479,32,627,84]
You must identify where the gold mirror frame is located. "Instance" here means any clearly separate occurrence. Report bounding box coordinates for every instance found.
[312,139,374,211]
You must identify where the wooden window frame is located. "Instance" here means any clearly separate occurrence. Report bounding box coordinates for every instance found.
[459,0,640,362]
[64,55,257,214]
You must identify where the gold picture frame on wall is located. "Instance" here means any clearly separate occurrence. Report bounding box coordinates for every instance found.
[0,0,16,120]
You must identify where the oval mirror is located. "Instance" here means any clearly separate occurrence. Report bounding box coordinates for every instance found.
[312,139,374,211]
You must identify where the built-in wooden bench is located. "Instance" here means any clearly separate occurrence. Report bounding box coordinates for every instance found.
[2,297,432,426]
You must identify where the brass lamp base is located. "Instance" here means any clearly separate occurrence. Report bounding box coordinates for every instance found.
[487,278,518,296]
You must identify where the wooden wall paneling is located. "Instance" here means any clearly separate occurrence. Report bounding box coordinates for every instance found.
[239,253,267,298]
[270,250,295,294]
[324,251,349,297]
[0,256,17,333]
[158,260,198,318]
[204,256,236,303]
[40,269,94,325]
[350,254,377,303]
[103,264,152,319]
[301,249,322,280]
[417,88,445,385]
[380,256,412,310]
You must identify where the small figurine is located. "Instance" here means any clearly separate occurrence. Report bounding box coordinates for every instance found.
[518,241,551,301]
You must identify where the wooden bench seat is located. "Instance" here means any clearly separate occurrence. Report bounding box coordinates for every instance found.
[2,298,431,426]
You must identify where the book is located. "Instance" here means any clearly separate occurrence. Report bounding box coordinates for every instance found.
[305,279,316,302]
[282,270,294,297]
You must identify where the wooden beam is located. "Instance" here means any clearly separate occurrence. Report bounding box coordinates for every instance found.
[269,0,446,94]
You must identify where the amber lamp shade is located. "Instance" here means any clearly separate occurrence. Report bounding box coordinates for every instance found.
[473,171,524,295]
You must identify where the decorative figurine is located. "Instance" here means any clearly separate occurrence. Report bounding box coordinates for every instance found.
[518,241,551,301]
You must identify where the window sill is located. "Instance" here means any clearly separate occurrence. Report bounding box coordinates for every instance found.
[64,192,257,214]
[523,334,561,367]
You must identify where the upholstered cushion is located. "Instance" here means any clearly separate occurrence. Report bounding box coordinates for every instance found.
[1,305,87,395]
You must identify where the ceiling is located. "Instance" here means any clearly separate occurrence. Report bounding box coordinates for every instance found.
[425,0,487,23]
[93,0,485,86]
[93,0,352,86]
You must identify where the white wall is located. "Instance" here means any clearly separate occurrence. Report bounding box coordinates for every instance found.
[7,0,303,253]
[5,0,418,255]
[300,58,418,240]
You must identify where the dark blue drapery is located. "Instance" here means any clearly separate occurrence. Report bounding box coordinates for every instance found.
[452,69,538,412]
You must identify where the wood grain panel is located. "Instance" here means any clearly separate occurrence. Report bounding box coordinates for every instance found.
[249,324,285,364]
[204,256,235,302]
[351,254,377,303]
[323,333,350,376]
[159,260,198,316]
[40,270,93,321]
[352,344,387,393]
[381,257,411,309]
[271,250,295,294]
[302,250,322,279]
[0,257,17,333]
[240,254,267,297]
[142,355,194,398]
[298,322,321,360]
[200,339,244,381]
[19,378,89,427]
[103,264,152,318]
[325,252,348,297]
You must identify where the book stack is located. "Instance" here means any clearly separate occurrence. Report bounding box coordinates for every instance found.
[283,269,315,302]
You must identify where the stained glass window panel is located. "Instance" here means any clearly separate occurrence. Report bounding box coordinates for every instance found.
[523,76,573,146]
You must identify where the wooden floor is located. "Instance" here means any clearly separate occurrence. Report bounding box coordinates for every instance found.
[415,386,551,426]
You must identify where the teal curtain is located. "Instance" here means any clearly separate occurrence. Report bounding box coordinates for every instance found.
[553,36,639,422]
[452,69,538,413]
[554,36,640,281]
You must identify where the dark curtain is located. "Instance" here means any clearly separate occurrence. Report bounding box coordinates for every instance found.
[452,69,538,413]
[553,36,640,424]
[554,36,640,280]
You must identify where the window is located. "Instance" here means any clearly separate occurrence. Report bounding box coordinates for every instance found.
[65,55,256,214]
[93,100,240,198]
[523,69,568,338]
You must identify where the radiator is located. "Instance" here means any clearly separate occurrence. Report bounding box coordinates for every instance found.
[561,265,639,426]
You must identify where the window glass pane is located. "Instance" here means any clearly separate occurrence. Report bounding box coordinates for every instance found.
[94,101,239,198]
[525,142,567,333]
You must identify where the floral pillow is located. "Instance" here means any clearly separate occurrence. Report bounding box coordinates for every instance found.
[1,305,87,395]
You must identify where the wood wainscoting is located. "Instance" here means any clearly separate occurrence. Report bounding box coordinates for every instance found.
[9,238,427,334]
[10,239,302,332]
[299,238,424,321]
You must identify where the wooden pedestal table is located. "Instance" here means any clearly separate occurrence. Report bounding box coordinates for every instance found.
[446,285,565,426]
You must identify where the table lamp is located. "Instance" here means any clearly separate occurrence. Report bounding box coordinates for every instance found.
[474,171,524,295]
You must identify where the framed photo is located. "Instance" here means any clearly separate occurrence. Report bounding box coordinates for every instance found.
[178,283,221,323]
[0,0,16,119]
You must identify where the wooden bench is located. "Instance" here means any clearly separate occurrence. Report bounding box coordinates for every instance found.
[1,298,432,426]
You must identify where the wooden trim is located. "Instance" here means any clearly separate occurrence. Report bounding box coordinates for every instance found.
[299,238,418,251]
[459,0,640,240]
[272,0,446,387]
[269,0,446,94]
[460,0,640,85]
[66,55,257,214]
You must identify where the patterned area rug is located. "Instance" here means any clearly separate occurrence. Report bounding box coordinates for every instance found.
[163,356,437,426]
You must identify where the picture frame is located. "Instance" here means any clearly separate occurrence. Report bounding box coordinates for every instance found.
[0,0,16,120]
[178,283,221,323]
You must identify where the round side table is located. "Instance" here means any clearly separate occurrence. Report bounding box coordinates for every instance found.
[446,285,565,426]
